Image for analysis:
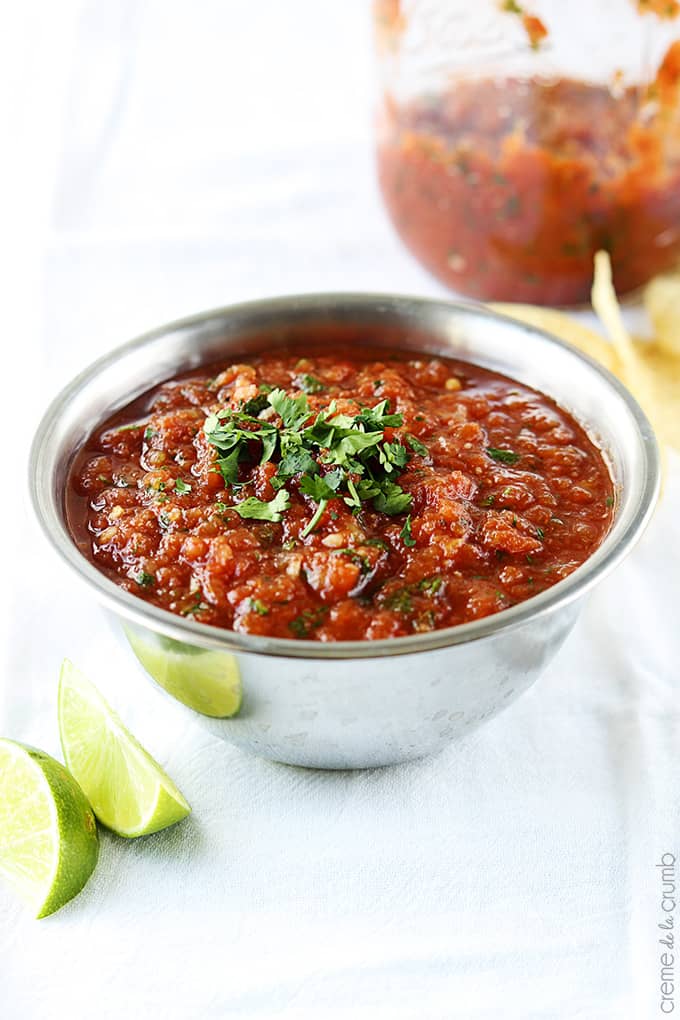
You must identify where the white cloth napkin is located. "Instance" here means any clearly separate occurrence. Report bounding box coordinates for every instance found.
[1,2,678,1017]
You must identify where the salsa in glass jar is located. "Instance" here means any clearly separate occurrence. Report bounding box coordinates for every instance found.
[375,1,680,304]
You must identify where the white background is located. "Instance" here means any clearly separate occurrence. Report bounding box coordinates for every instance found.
[0,2,678,1018]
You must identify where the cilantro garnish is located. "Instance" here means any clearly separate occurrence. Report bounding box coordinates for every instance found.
[487,447,520,465]
[400,514,416,548]
[383,588,412,613]
[419,576,442,595]
[275,447,318,483]
[405,433,428,457]
[354,400,403,431]
[295,373,326,394]
[372,481,412,515]
[299,469,344,538]
[379,441,409,472]
[241,393,271,416]
[174,478,192,494]
[248,598,269,616]
[364,537,389,550]
[215,448,241,486]
[136,571,155,587]
[288,607,328,638]
[203,391,414,535]
[267,388,311,430]
[232,490,290,522]
[299,469,344,502]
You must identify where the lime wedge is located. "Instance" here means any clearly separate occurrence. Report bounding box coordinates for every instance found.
[0,739,99,917]
[58,660,191,838]
[124,626,242,718]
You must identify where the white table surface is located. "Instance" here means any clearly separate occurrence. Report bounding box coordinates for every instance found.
[1,3,678,1017]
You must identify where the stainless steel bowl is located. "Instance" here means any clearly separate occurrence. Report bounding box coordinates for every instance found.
[29,295,660,768]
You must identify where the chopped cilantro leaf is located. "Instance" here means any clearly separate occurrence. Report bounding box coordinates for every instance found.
[276,447,318,481]
[215,448,241,486]
[174,478,192,494]
[380,441,409,472]
[267,388,311,429]
[295,373,326,394]
[487,447,520,464]
[405,433,428,457]
[259,430,278,465]
[384,588,412,613]
[419,576,442,595]
[354,399,403,431]
[248,598,269,616]
[336,548,372,573]
[288,607,328,638]
[299,469,343,503]
[241,393,270,416]
[323,429,383,467]
[136,571,155,587]
[232,490,290,522]
[400,514,416,547]
[372,481,412,515]
[300,502,327,538]
[298,471,344,539]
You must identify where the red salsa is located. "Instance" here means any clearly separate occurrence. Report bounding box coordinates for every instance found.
[377,49,680,305]
[67,347,614,641]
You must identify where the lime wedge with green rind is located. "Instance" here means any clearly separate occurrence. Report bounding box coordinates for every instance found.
[58,660,191,838]
[124,626,242,718]
[0,738,99,918]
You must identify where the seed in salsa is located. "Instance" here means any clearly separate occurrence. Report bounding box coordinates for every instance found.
[67,347,614,641]
[377,54,680,305]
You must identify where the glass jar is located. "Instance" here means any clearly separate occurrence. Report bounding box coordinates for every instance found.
[374,0,680,305]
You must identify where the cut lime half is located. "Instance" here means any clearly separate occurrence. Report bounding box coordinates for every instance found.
[58,660,191,838]
[124,626,242,718]
[0,739,99,918]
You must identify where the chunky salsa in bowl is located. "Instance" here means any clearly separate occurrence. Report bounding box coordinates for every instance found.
[29,297,659,766]
[65,341,615,643]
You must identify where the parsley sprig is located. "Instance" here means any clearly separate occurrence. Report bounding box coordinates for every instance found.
[203,389,422,533]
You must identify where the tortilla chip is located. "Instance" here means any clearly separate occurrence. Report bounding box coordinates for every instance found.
[491,252,680,451]
[491,303,618,371]
[643,270,680,358]
[591,251,678,451]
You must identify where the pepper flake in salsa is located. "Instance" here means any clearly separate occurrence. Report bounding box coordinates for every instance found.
[68,348,614,641]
